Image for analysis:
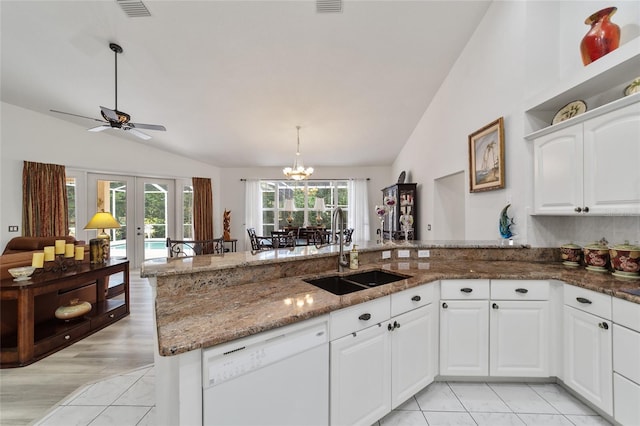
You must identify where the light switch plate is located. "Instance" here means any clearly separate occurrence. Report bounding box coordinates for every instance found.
[397,250,410,258]
[418,250,430,258]
[382,250,391,259]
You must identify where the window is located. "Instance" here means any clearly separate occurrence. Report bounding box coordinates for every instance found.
[259,180,349,235]
[66,177,76,237]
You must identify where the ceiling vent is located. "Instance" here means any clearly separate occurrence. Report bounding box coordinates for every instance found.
[316,0,342,13]
[116,0,151,17]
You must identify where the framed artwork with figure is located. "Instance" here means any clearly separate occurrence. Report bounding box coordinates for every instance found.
[468,117,505,193]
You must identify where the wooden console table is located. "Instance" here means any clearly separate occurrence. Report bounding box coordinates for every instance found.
[0,259,129,368]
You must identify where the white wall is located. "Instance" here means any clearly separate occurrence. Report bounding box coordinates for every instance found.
[219,166,391,252]
[0,102,222,249]
[392,0,640,247]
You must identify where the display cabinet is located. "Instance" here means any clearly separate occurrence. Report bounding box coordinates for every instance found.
[381,183,418,240]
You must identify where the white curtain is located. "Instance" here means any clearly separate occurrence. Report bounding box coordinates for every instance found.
[348,179,370,242]
[244,179,262,248]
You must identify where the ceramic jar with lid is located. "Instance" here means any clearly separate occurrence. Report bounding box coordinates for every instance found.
[560,243,582,267]
[609,242,640,279]
[583,242,610,272]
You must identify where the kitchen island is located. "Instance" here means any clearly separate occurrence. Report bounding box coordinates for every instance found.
[142,242,640,425]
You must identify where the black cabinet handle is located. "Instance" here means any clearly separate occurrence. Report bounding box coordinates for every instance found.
[388,323,394,331]
[599,322,609,330]
[575,207,582,213]
[576,297,592,304]
[492,303,499,309]
[583,206,590,213]
[515,288,528,294]
[460,288,473,293]
[359,313,371,321]
[411,295,421,302]
[442,302,448,309]
[394,320,400,329]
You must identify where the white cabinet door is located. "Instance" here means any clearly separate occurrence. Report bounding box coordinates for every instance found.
[490,300,549,377]
[330,323,391,426]
[533,123,584,214]
[391,304,437,409]
[583,102,640,214]
[440,300,489,376]
[563,305,613,415]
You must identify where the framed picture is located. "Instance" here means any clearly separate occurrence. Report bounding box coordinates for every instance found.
[468,117,505,193]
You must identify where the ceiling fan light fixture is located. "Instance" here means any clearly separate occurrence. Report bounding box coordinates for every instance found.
[283,126,314,181]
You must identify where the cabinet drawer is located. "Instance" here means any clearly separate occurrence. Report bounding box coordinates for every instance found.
[614,373,640,426]
[391,283,436,317]
[91,304,128,329]
[491,280,549,300]
[34,321,91,357]
[612,297,640,332]
[613,324,640,383]
[330,296,390,340]
[441,280,489,300]
[564,285,611,319]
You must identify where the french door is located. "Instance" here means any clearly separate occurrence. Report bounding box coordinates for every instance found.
[87,174,177,268]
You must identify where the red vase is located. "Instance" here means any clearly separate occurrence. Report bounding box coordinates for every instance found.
[580,7,620,65]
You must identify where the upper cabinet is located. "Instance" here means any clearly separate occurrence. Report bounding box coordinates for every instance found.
[526,38,640,216]
[533,102,640,215]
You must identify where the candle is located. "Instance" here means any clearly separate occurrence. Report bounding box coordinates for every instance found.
[44,246,55,261]
[65,243,75,258]
[55,239,65,255]
[75,246,85,261]
[32,252,45,268]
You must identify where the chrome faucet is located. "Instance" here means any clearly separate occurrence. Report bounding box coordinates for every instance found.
[332,207,349,272]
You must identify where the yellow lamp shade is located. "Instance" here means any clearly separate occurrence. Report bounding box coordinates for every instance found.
[84,211,121,232]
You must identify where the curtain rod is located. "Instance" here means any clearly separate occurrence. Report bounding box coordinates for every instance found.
[240,178,370,181]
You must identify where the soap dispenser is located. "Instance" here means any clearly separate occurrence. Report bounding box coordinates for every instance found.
[349,245,359,270]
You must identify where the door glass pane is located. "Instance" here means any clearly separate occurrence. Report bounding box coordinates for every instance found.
[96,180,127,259]
[144,183,169,260]
[183,184,193,239]
[66,177,76,237]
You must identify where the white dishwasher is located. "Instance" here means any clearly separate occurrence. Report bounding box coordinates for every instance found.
[202,317,329,426]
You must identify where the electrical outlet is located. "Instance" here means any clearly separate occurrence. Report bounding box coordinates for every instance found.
[381,250,391,259]
[418,249,430,258]
[8,226,19,232]
[397,250,410,258]
[398,262,410,270]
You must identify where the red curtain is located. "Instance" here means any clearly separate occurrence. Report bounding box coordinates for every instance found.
[22,161,69,237]
[192,177,214,250]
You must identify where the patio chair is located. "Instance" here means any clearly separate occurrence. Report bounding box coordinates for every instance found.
[166,237,225,257]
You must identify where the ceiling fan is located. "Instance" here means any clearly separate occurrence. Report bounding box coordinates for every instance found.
[50,43,166,140]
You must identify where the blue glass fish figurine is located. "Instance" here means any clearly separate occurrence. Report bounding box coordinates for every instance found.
[499,204,515,239]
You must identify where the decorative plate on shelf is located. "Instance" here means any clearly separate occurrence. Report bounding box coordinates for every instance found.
[624,77,640,96]
[397,170,406,184]
[552,100,587,125]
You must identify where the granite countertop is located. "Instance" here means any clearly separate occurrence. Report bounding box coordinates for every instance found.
[153,257,640,357]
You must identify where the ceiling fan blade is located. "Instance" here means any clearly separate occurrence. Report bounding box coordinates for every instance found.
[128,122,167,131]
[124,127,152,140]
[50,109,106,123]
[100,106,119,121]
[88,125,111,132]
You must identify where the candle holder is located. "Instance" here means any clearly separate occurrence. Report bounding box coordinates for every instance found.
[400,214,414,244]
[42,254,78,273]
[375,205,387,245]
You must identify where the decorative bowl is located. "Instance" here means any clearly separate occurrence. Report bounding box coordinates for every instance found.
[583,243,610,272]
[609,242,640,279]
[560,243,582,266]
[8,266,36,282]
[55,299,92,320]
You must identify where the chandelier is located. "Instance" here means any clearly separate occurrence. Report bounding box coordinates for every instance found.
[283,126,314,180]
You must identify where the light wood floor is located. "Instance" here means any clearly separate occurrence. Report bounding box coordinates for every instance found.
[0,271,155,426]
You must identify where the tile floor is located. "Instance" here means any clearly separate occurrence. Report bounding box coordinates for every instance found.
[34,368,612,426]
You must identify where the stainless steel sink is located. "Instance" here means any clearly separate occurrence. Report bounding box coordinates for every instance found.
[343,270,408,287]
[304,270,408,295]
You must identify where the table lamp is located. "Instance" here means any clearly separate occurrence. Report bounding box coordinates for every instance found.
[313,198,326,225]
[84,210,121,263]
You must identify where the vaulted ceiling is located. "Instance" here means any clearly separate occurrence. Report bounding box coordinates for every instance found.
[1,0,491,168]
